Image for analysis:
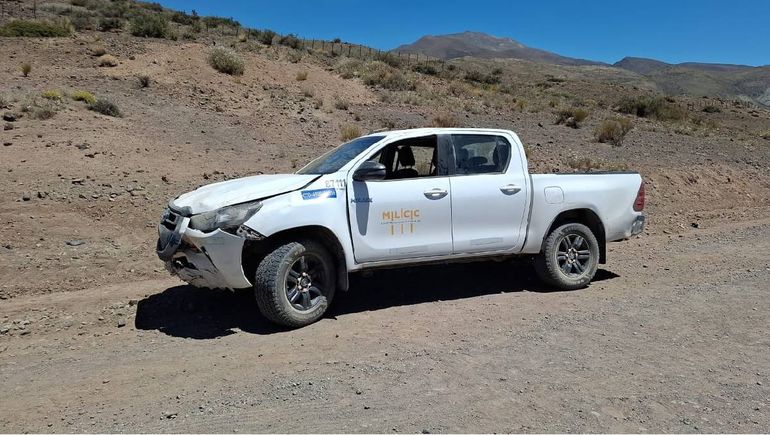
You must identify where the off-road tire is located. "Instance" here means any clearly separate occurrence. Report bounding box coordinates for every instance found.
[535,223,599,290]
[254,239,336,328]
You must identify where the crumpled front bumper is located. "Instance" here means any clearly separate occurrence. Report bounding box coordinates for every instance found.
[157,210,252,290]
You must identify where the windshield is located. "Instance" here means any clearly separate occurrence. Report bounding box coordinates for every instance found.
[297,135,385,175]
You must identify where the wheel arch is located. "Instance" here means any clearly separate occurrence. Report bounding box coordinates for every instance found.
[542,208,607,263]
[242,225,350,291]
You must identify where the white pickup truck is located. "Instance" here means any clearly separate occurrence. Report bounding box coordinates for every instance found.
[157,128,645,327]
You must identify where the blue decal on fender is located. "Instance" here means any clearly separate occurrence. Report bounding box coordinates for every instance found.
[301,188,337,200]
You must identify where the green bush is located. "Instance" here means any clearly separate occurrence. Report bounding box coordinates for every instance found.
[99,17,123,31]
[130,14,168,38]
[279,34,302,49]
[0,19,73,37]
[617,96,685,121]
[170,11,197,25]
[208,47,245,75]
[464,70,501,85]
[88,99,121,117]
[413,64,438,76]
[256,29,276,45]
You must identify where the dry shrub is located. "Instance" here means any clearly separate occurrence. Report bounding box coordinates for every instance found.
[333,97,349,110]
[555,107,589,128]
[759,130,770,140]
[88,99,121,117]
[595,118,634,146]
[340,124,361,141]
[137,75,151,88]
[41,89,63,101]
[0,19,73,37]
[431,113,458,128]
[90,45,107,56]
[566,157,603,172]
[98,54,118,67]
[617,95,685,121]
[208,47,244,76]
[295,71,308,81]
[71,90,96,104]
[21,63,32,77]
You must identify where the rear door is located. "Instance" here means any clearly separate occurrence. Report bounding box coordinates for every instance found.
[448,133,529,254]
[347,135,454,263]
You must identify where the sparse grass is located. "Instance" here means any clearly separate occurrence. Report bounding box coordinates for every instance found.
[208,47,244,76]
[41,90,63,101]
[98,54,118,67]
[340,124,361,141]
[21,97,59,120]
[21,63,32,77]
[617,95,686,121]
[302,87,314,98]
[360,61,412,91]
[0,19,73,37]
[313,97,324,109]
[137,75,151,88]
[431,113,458,127]
[595,118,634,146]
[555,107,589,128]
[71,90,97,104]
[295,71,308,81]
[88,99,121,117]
[515,99,527,111]
[702,105,721,113]
[566,157,628,172]
[129,14,168,38]
[333,97,349,111]
[759,130,770,140]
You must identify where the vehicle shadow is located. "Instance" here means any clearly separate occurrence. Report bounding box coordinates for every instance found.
[135,260,620,339]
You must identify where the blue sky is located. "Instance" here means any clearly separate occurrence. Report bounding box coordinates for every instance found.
[157,0,769,66]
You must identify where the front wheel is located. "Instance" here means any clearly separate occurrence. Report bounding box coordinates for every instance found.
[254,239,336,328]
[535,223,599,290]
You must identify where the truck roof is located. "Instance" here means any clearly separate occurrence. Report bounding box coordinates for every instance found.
[363,127,517,141]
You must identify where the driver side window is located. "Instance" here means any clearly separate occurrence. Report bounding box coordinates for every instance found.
[367,135,445,180]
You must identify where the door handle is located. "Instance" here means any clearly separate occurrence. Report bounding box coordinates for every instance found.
[500,184,521,195]
[424,188,448,200]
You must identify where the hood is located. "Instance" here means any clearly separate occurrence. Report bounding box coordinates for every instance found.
[171,174,318,214]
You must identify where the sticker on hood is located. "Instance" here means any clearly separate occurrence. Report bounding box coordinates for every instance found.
[301,188,337,200]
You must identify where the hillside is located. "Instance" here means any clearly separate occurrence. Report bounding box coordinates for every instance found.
[394,32,770,106]
[394,31,603,66]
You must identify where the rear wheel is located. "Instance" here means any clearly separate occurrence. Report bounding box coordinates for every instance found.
[254,240,336,328]
[535,223,599,290]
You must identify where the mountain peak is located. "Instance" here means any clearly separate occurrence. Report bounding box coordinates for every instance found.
[394,31,602,66]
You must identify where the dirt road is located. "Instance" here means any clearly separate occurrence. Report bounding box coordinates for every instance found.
[1,215,768,433]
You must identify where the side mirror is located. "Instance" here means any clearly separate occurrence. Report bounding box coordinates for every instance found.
[353,161,386,182]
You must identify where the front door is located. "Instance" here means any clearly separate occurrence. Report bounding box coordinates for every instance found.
[347,135,453,263]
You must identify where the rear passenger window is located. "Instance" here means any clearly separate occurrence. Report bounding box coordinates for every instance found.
[452,135,511,175]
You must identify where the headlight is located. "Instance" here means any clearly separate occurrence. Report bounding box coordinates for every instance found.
[189,201,262,232]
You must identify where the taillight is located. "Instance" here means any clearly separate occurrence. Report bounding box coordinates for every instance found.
[633,182,645,211]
